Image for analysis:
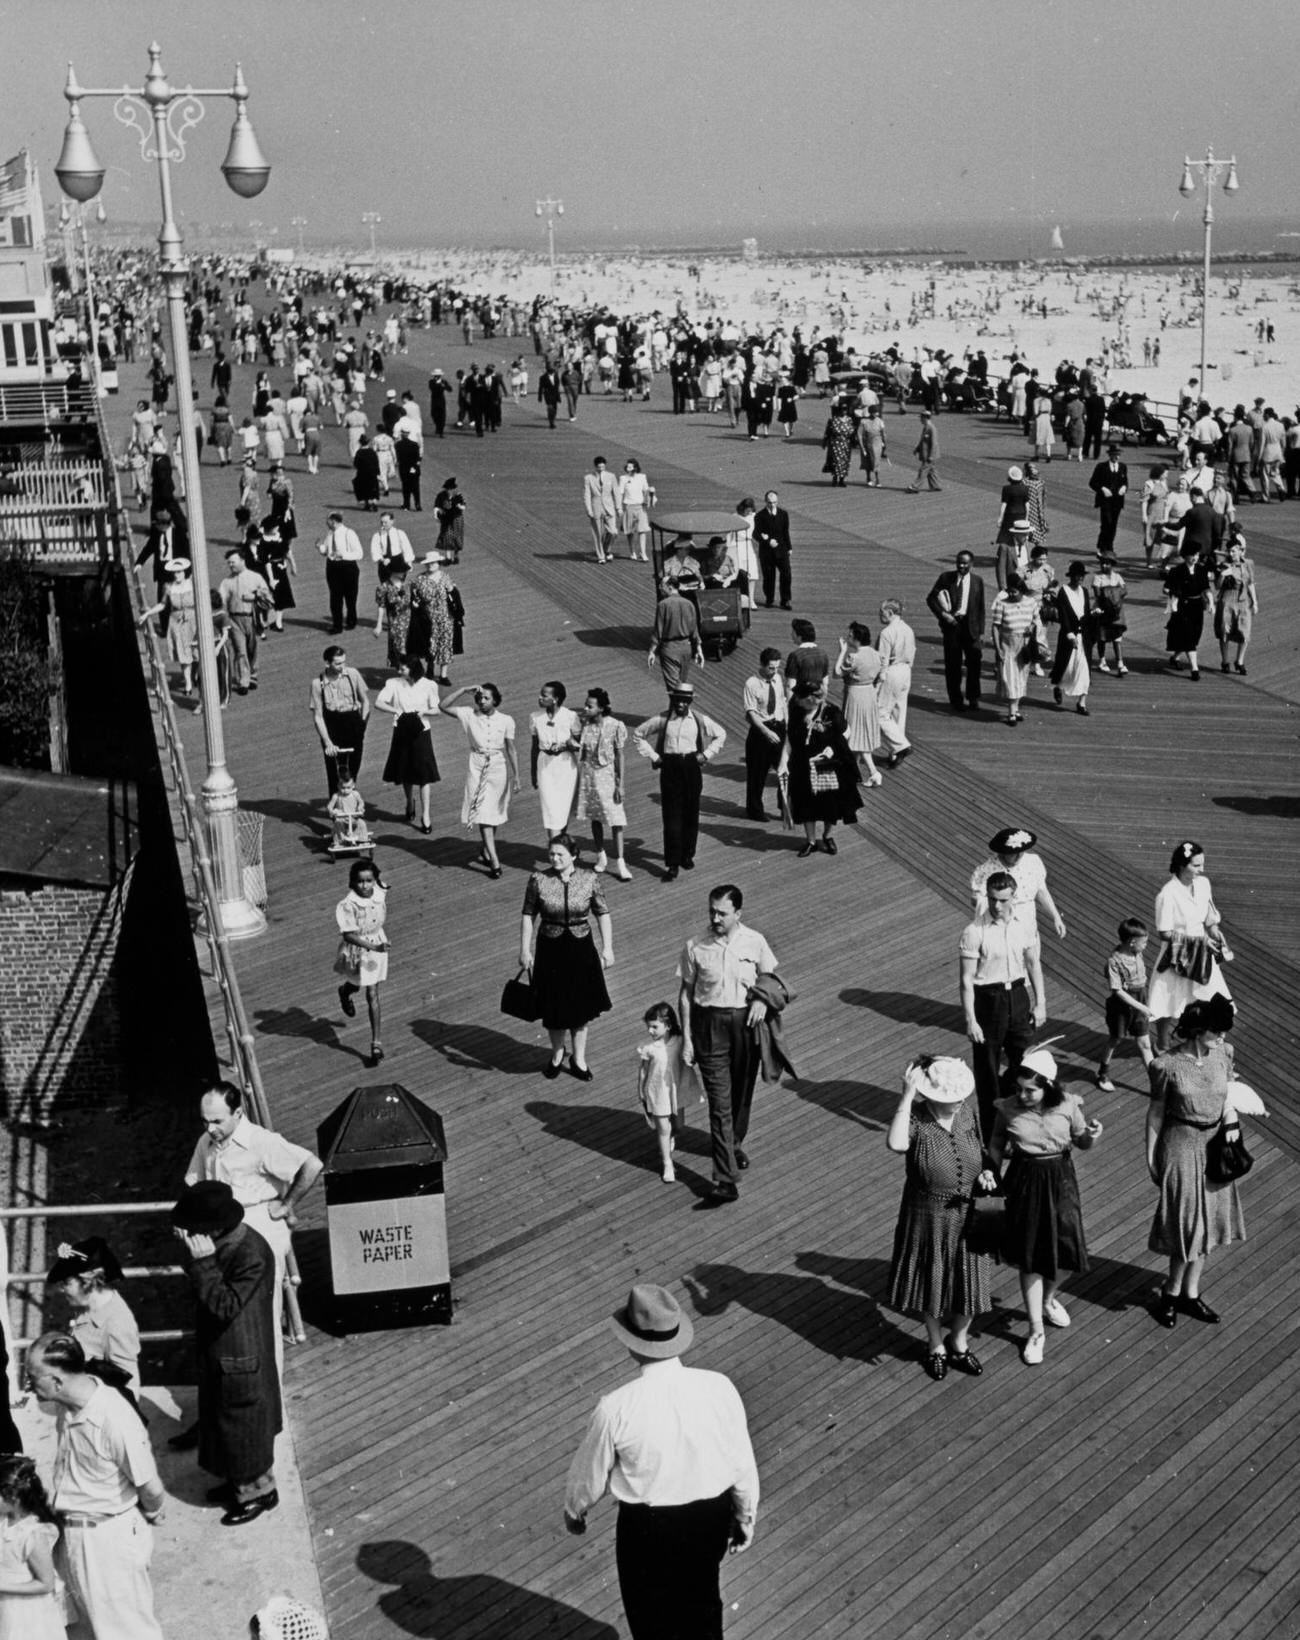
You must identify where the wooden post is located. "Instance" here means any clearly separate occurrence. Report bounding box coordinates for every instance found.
[45,586,68,773]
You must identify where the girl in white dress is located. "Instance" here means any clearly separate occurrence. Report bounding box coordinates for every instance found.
[439,683,520,879]
[636,1003,688,1183]
[335,858,390,1067]
[529,682,579,838]
[0,1456,65,1640]
[1148,841,1234,1051]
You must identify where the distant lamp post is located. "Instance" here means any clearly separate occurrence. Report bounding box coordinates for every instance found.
[248,218,263,249]
[1178,146,1239,398]
[535,196,563,290]
[291,213,307,254]
[54,41,269,939]
[362,211,381,262]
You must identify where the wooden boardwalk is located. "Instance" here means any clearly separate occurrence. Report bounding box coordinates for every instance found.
[106,319,1300,1639]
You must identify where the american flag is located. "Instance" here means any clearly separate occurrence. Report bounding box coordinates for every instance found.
[0,148,42,249]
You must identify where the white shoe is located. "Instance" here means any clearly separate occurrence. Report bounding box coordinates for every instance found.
[661,1164,676,1183]
[612,859,632,881]
[1095,1074,1116,1092]
[1022,1332,1045,1365]
[1043,1298,1071,1329]
[1097,660,1111,673]
[594,851,608,874]
[1032,664,1046,676]
[1117,663,1129,675]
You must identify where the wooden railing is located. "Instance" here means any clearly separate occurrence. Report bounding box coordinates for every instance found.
[0,455,116,565]
[0,381,97,425]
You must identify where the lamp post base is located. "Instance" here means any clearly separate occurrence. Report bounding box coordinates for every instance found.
[216,893,267,941]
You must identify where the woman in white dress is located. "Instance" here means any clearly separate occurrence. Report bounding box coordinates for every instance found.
[439,682,519,879]
[529,681,579,839]
[970,827,1068,939]
[876,599,916,765]
[1148,841,1234,1052]
[734,496,760,608]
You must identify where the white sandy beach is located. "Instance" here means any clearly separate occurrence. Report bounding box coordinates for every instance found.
[377,248,1299,414]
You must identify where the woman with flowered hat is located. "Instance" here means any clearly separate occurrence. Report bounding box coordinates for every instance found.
[969,827,1067,939]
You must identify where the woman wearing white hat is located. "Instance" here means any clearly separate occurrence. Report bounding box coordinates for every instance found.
[990,1047,1103,1365]
[137,557,197,697]
[886,1056,996,1381]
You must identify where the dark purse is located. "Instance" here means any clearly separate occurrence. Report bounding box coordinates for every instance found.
[500,966,540,1023]
[964,1194,1006,1261]
[1205,1119,1252,1186]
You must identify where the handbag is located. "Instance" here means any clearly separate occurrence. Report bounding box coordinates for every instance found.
[500,966,540,1023]
[1205,1119,1252,1185]
[809,762,839,794]
[964,1194,1006,1261]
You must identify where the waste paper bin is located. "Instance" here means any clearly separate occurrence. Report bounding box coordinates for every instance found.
[317,1083,451,1330]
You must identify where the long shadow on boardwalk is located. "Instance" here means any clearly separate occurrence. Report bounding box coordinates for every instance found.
[686,1258,914,1366]
[357,1540,618,1639]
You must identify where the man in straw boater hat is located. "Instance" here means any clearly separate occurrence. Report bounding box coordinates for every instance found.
[564,1285,760,1639]
[171,1180,282,1526]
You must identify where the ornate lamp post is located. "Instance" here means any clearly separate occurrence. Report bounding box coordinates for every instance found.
[291,214,307,255]
[1178,146,1240,398]
[535,196,563,291]
[55,41,270,939]
[361,211,381,263]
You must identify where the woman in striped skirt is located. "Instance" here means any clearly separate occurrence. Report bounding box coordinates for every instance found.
[991,574,1047,726]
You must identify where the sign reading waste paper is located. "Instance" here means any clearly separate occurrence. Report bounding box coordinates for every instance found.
[327,1195,449,1293]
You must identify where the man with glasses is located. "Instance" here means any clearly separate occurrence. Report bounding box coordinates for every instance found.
[960,871,1047,1138]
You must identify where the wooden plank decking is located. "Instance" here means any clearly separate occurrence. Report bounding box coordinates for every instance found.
[104,317,1300,1639]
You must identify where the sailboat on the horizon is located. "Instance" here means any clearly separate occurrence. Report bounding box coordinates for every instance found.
[1050,224,1064,251]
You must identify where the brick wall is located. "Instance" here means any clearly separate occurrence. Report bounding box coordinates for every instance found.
[0,863,130,1113]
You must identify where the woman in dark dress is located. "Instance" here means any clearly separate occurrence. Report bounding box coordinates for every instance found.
[519,834,614,1081]
[990,1047,1103,1367]
[786,678,861,858]
[995,464,1030,546]
[821,400,855,485]
[887,1055,993,1381]
[435,477,466,561]
[1146,994,1246,1327]
[258,518,296,633]
[352,435,381,511]
[1163,544,1212,678]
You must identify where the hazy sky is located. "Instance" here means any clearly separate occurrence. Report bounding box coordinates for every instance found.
[8,0,1298,249]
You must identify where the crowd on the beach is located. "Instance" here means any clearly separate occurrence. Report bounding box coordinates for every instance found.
[4,243,1286,1640]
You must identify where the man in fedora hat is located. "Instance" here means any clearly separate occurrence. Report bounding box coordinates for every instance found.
[564,1284,759,1639]
[633,685,726,881]
[172,1180,282,1526]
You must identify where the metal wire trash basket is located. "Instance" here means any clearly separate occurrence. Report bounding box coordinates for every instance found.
[238,808,267,910]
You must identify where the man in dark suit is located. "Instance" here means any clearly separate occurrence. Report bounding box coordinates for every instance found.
[752,489,793,609]
[537,364,561,429]
[427,368,449,437]
[135,505,191,594]
[925,549,985,710]
[1088,444,1129,551]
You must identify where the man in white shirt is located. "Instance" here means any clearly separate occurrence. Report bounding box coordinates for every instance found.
[369,511,414,583]
[959,872,1047,1137]
[742,648,787,821]
[678,884,778,1202]
[218,547,272,694]
[183,1080,322,1377]
[27,1331,166,1640]
[317,510,365,633]
[564,1285,759,1640]
[633,684,726,881]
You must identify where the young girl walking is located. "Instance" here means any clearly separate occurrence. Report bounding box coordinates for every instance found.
[335,857,390,1068]
[0,1455,65,1640]
[636,1003,688,1182]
